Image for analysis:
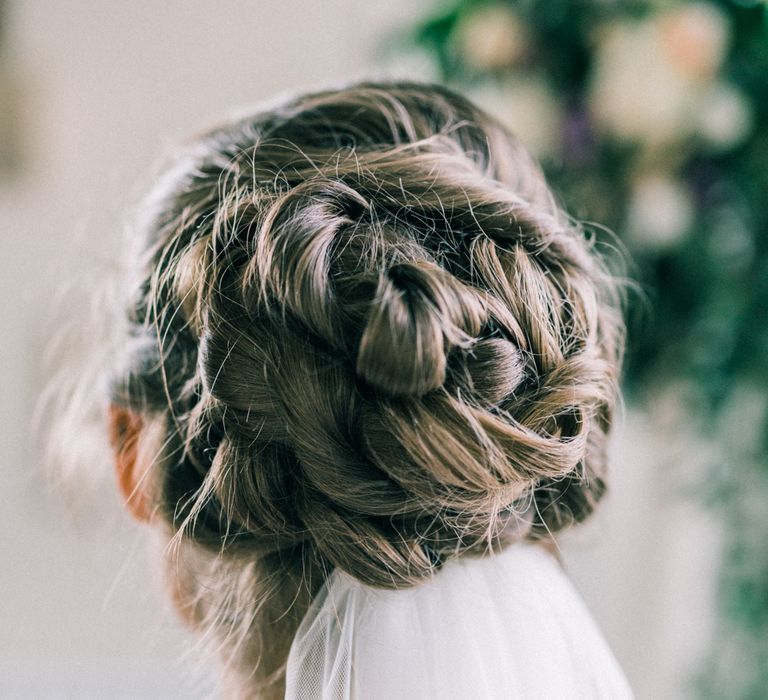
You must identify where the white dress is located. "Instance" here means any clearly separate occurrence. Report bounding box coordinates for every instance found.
[284,541,634,699]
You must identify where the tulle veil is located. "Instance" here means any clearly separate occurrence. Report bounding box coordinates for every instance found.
[284,541,634,699]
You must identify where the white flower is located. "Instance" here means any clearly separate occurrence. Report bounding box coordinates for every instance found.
[696,82,753,151]
[658,2,730,82]
[454,5,530,71]
[626,174,694,251]
[468,77,562,160]
[589,21,695,144]
[588,3,731,146]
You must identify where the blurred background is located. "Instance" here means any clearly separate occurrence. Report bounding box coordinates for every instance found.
[1,1,765,698]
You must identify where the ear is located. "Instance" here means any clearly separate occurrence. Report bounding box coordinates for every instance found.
[107,404,154,523]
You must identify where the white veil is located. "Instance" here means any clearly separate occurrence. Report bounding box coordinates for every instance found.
[284,541,634,699]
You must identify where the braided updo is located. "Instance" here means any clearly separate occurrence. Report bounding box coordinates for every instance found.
[112,81,624,697]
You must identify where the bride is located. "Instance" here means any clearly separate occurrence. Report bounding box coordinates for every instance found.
[105,80,633,699]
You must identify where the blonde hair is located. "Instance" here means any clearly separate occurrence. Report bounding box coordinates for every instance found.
[110,81,625,698]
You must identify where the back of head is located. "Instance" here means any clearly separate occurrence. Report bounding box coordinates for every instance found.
[112,80,624,697]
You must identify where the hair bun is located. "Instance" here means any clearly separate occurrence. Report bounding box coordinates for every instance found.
[109,82,627,697]
[355,260,486,397]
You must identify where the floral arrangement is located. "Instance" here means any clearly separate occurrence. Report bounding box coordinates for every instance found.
[407,1,768,696]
